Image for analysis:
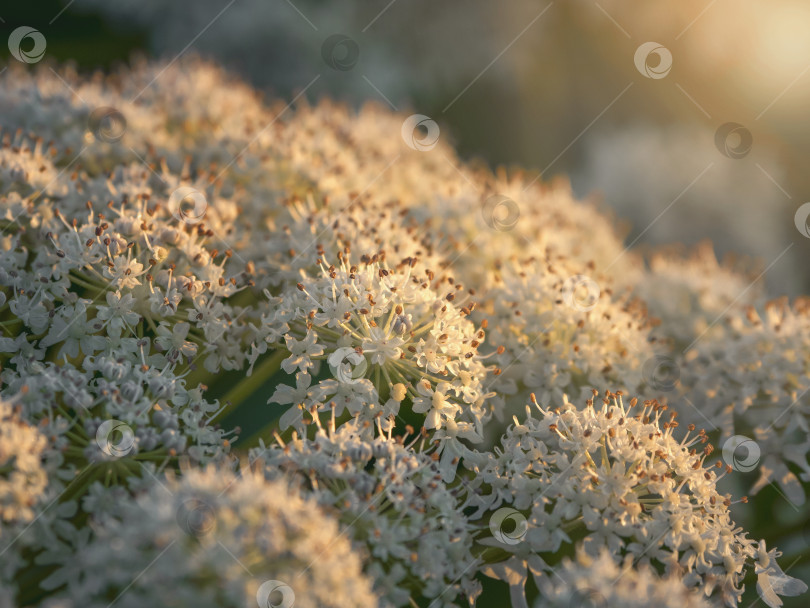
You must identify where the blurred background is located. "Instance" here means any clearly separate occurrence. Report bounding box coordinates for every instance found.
[2,0,809,296]
[2,1,809,604]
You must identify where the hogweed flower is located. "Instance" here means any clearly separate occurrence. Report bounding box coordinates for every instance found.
[37,463,377,608]
[0,57,805,608]
[480,255,653,427]
[534,548,714,608]
[254,417,481,607]
[634,242,762,348]
[680,297,810,505]
[470,390,804,608]
[256,252,491,480]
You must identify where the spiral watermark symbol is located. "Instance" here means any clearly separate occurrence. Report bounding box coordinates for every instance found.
[321,34,359,71]
[95,419,135,458]
[642,355,680,392]
[176,497,217,537]
[257,580,295,608]
[489,507,528,546]
[634,42,672,79]
[794,202,810,238]
[8,26,46,64]
[715,122,753,159]
[328,347,368,384]
[561,275,600,312]
[88,107,127,144]
[168,187,208,225]
[568,588,607,608]
[401,114,440,151]
[722,435,761,472]
[482,195,520,231]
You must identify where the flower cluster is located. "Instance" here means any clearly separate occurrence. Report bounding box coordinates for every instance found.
[256,418,480,607]
[469,391,806,607]
[256,253,490,479]
[37,463,377,608]
[633,242,762,348]
[480,255,653,431]
[0,134,249,467]
[679,297,810,504]
[533,548,713,608]
[0,57,805,608]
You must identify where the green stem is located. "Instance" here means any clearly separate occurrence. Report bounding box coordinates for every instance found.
[220,349,287,412]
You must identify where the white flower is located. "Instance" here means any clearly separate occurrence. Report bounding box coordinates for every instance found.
[39,463,378,608]
[533,548,714,608]
[3,355,231,465]
[634,243,762,347]
[472,390,796,608]
[257,255,490,476]
[95,292,140,338]
[0,55,805,608]
[755,541,808,608]
[154,321,197,362]
[255,420,481,607]
[412,380,458,430]
[478,256,653,432]
[679,298,810,504]
[103,254,145,290]
[269,372,316,430]
[281,331,324,374]
[361,326,404,365]
[39,301,105,359]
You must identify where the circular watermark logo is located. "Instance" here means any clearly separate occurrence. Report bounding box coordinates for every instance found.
[482,195,520,231]
[257,580,295,608]
[8,26,46,64]
[95,419,135,458]
[321,34,360,71]
[176,497,217,537]
[328,347,368,384]
[168,187,208,225]
[722,435,761,472]
[401,114,440,151]
[489,507,528,546]
[715,122,753,159]
[794,202,810,238]
[561,275,600,312]
[88,107,127,144]
[634,42,672,79]
[642,355,680,392]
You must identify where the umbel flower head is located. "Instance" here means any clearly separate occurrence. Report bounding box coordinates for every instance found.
[633,242,762,348]
[38,463,378,608]
[0,59,270,173]
[0,133,258,464]
[255,417,481,607]
[0,134,256,373]
[0,56,805,608]
[472,390,806,608]
[479,254,653,430]
[533,547,714,608]
[255,248,491,480]
[3,355,231,465]
[680,297,810,504]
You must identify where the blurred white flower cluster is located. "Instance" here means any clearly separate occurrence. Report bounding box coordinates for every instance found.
[0,59,807,608]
